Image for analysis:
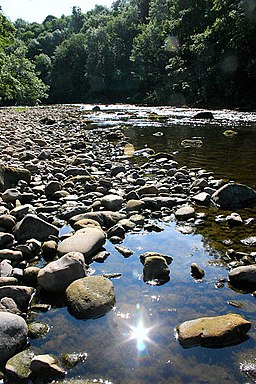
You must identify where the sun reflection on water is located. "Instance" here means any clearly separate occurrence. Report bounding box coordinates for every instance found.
[129,320,151,352]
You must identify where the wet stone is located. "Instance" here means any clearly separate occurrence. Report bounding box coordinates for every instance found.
[2,188,21,203]
[5,349,34,382]
[226,212,243,226]
[66,275,116,319]
[191,192,211,206]
[0,277,18,286]
[42,240,58,260]
[229,265,256,290]
[176,313,251,347]
[191,263,205,279]
[0,297,21,315]
[61,352,87,369]
[28,322,50,338]
[141,254,170,285]
[115,245,134,257]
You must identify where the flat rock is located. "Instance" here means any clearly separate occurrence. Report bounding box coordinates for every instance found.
[38,252,87,292]
[0,277,18,286]
[66,275,115,319]
[140,251,173,265]
[13,214,59,242]
[212,183,256,209]
[0,312,28,364]
[137,185,159,196]
[229,265,256,289]
[0,249,23,261]
[175,206,195,221]
[69,211,125,229]
[176,313,251,347]
[5,349,34,381]
[73,218,101,230]
[57,228,105,260]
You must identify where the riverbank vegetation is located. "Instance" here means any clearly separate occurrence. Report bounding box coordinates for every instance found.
[1,0,256,108]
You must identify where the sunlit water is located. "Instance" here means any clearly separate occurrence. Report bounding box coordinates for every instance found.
[30,105,256,383]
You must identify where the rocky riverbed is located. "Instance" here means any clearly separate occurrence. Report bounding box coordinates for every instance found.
[0,104,256,383]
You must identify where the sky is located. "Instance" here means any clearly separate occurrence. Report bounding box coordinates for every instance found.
[0,0,113,23]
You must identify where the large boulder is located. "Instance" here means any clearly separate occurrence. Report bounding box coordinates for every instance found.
[66,276,115,319]
[0,166,31,192]
[0,312,28,364]
[229,265,256,290]
[57,228,105,260]
[37,252,87,292]
[13,214,59,242]
[176,313,251,347]
[212,183,256,209]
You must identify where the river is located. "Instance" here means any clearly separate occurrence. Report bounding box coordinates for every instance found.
[30,105,256,384]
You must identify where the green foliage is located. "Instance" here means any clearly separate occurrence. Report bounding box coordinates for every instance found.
[1,0,256,107]
[0,13,15,51]
[50,33,87,102]
[0,45,49,105]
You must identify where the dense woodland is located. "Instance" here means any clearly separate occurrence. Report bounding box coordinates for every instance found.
[1,0,256,108]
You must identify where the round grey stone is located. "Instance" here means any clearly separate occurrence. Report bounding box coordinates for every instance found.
[66,276,115,319]
[0,312,28,364]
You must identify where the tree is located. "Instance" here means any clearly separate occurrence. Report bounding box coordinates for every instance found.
[69,6,85,33]
[0,12,15,51]
[50,33,87,102]
[0,44,49,105]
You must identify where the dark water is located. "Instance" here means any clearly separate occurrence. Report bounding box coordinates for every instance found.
[30,105,256,384]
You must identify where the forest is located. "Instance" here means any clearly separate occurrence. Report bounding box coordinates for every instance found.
[0,0,256,109]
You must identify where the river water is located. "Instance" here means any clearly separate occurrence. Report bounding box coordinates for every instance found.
[30,105,256,384]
